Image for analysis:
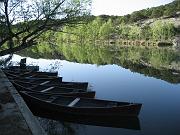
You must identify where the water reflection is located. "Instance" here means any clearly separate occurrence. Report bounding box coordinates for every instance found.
[30,107,141,130]
[19,44,180,84]
[37,117,140,135]
[0,44,180,135]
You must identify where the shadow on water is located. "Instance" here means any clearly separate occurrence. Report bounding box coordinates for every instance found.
[29,105,141,130]
[118,60,180,84]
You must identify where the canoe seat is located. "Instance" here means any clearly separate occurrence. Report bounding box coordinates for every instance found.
[68,98,80,107]
[40,81,50,85]
[40,87,54,92]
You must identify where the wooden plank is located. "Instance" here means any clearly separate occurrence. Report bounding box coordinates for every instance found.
[40,87,54,92]
[68,98,80,107]
[40,81,50,85]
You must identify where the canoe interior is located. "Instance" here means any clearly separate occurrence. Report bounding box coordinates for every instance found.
[23,91,134,108]
[31,85,86,92]
[3,70,58,77]
[9,77,63,84]
[12,81,95,98]
[13,81,87,93]
[3,70,60,80]
[6,66,39,71]
[11,79,88,90]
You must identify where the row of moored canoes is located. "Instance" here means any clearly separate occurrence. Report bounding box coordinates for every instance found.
[2,64,142,119]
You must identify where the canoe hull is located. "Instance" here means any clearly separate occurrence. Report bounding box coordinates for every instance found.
[3,70,58,77]
[21,91,142,117]
[4,70,88,90]
[6,66,39,71]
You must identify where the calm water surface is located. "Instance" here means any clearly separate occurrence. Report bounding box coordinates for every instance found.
[3,53,179,135]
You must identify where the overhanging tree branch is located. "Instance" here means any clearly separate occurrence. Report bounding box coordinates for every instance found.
[0,0,92,56]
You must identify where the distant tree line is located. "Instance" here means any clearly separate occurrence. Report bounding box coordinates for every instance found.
[99,0,180,24]
[41,0,179,45]
[49,17,176,44]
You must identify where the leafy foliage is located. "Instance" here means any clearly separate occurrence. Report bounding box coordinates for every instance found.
[52,18,176,43]
[151,20,175,41]
[46,0,179,44]
[19,43,180,83]
[0,0,91,56]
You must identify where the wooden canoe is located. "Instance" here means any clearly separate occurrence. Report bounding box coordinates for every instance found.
[4,69,88,89]
[11,80,87,91]
[11,81,95,98]
[8,76,63,84]
[20,91,142,117]
[10,79,88,90]
[3,69,58,77]
[6,65,39,71]
[4,71,59,79]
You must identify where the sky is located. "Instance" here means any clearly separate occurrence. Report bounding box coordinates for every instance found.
[91,0,174,16]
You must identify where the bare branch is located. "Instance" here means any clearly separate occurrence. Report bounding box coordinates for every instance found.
[8,1,20,15]
[0,6,5,14]
[0,0,92,55]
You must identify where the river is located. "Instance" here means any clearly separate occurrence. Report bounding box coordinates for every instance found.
[1,45,180,135]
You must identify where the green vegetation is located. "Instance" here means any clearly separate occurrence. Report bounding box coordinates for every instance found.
[0,0,179,56]
[20,43,180,70]
[151,20,175,41]
[19,43,180,83]
[0,0,91,56]
[47,17,176,44]
[123,0,179,23]
[40,0,179,45]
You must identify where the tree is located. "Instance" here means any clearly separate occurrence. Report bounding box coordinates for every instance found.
[130,11,147,22]
[141,25,151,40]
[0,0,91,56]
[99,19,114,40]
[128,25,141,40]
[151,20,175,41]
[118,23,131,39]
[87,17,102,41]
[151,6,164,18]
[164,8,176,17]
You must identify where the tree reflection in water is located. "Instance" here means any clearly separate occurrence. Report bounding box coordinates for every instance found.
[18,44,180,84]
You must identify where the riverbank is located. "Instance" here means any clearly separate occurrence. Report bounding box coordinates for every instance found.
[0,69,46,135]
